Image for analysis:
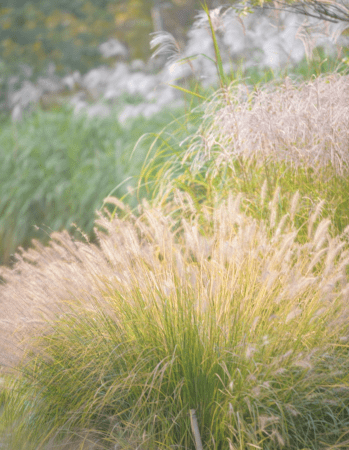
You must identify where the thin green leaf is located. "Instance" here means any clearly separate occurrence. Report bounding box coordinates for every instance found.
[200,1,229,90]
[167,84,207,100]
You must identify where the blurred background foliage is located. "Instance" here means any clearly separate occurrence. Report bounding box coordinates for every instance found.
[0,0,221,80]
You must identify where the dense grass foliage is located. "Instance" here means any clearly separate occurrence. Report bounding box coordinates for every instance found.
[0,100,205,266]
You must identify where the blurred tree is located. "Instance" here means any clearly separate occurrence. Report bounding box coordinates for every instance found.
[0,0,227,81]
[0,0,228,121]
[0,1,119,78]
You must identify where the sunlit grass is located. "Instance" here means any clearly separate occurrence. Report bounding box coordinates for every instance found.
[136,71,349,245]
[0,188,349,449]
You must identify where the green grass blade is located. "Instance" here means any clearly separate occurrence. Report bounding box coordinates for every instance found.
[200,1,230,90]
[167,84,207,100]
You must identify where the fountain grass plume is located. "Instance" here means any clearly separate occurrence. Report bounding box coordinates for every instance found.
[0,188,349,449]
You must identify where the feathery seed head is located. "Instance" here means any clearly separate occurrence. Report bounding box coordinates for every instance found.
[150,31,182,65]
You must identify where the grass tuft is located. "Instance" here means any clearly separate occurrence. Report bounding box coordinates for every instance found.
[0,188,349,449]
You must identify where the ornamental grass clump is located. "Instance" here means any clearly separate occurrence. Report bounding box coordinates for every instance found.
[0,188,349,449]
[137,72,349,243]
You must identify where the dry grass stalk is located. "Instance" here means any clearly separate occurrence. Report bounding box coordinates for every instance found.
[180,73,349,176]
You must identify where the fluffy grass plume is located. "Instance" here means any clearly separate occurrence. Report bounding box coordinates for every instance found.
[0,186,349,449]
